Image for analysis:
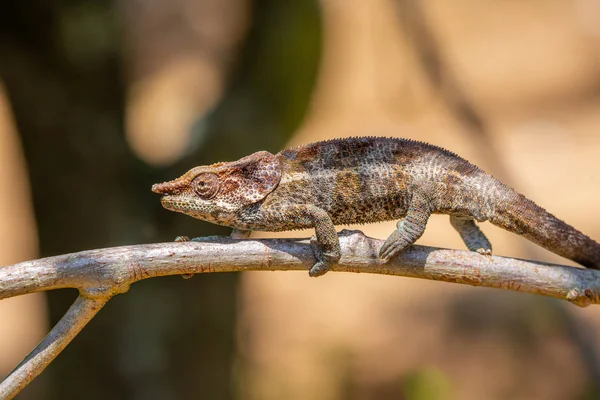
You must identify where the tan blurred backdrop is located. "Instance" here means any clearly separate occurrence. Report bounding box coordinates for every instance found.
[242,2,600,399]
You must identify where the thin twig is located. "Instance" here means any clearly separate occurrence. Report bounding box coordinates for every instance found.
[0,295,110,399]
[1,230,599,398]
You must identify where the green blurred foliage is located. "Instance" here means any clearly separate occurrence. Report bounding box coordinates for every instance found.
[402,367,453,400]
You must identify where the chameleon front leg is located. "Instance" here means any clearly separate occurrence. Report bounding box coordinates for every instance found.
[449,216,492,255]
[284,205,341,277]
[379,189,433,261]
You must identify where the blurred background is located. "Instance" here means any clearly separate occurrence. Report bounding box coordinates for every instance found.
[1,0,600,399]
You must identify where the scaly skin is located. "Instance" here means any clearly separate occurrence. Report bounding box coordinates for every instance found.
[152,137,600,277]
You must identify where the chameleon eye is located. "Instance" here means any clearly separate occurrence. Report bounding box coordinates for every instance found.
[192,173,219,199]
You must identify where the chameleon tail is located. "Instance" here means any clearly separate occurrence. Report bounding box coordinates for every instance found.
[489,190,600,269]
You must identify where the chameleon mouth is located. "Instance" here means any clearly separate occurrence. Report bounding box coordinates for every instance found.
[159,195,198,215]
[159,195,177,210]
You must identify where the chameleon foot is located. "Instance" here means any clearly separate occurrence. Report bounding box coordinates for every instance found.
[309,261,330,277]
[309,236,340,277]
[449,216,492,257]
[378,228,413,262]
[379,198,430,262]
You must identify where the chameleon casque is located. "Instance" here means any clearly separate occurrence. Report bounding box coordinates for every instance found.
[152,137,600,277]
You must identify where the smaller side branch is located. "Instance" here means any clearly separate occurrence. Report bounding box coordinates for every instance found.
[0,294,110,400]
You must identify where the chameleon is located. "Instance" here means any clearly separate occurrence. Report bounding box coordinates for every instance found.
[152,136,600,277]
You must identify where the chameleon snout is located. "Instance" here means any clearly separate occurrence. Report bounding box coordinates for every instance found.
[152,181,182,195]
[151,183,167,194]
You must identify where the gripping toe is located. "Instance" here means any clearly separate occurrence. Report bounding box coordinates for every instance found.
[379,230,411,261]
[309,261,330,277]
[309,236,339,277]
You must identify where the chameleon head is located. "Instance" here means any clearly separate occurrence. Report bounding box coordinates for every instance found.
[151,151,281,226]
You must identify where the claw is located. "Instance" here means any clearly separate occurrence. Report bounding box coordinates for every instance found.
[379,244,397,261]
[378,233,396,259]
[379,231,410,261]
[308,235,338,277]
[309,262,329,277]
[380,244,402,262]
[476,248,493,256]
[379,243,392,261]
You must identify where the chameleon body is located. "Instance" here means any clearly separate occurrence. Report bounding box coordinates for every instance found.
[152,137,600,277]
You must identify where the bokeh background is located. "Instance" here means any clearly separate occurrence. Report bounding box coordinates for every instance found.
[1,1,600,399]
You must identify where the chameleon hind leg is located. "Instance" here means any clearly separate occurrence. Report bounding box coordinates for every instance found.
[379,190,432,261]
[449,215,492,255]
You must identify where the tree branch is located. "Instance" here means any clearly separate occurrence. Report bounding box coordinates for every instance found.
[1,229,600,398]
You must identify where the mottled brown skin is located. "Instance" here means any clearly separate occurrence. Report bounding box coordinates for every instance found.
[152,137,600,277]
